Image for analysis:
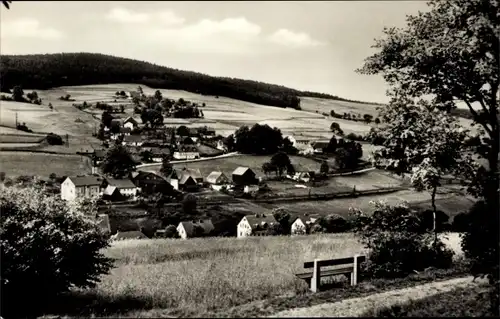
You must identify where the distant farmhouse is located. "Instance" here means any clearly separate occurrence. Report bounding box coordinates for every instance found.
[237,214,278,238]
[290,214,320,235]
[60,175,105,201]
[177,219,215,239]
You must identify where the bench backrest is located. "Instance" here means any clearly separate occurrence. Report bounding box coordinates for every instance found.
[303,255,366,269]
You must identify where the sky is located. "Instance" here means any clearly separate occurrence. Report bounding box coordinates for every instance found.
[0,1,431,104]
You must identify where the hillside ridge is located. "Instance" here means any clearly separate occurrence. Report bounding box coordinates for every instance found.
[0,52,382,109]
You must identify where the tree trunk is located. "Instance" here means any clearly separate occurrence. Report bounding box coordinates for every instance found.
[431,185,438,246]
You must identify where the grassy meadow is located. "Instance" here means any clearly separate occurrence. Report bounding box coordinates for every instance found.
[43,232,465,318]
[63,234,367,317]
[0,151,92,178]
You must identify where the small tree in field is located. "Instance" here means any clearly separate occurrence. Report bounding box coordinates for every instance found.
[330,122,344,135]
[182,194,197,215]
[270,152,291,177]
[0,186,112,317]
[320,161,329,175]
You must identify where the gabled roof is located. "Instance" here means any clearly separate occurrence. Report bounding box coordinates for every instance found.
[243,214,277,230]
[103,185,119,196]
[232,166,254,176]
[112,231,148,240]
[181,168,203,181]
[206,171,229,184]
[291,213,320,225]
[179,219,214,237]
[150,147,171,157]
[311,141,329,149]
[123,135,142,142]
[124,116,139,125]
[111,118,122,125]
[106,178,136,189]
[67,175,104,187]
[179,174,197,185]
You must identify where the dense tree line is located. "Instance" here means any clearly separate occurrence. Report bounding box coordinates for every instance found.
[0,53,319,109]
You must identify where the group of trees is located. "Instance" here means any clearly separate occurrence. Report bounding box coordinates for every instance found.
[326,136,363,170]
[262,152,295,177]
[0,86,42,105]
[228,124,286,155]
[330,110,379,124]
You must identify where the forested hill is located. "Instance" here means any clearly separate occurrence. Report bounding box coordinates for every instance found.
[0,52,374,109]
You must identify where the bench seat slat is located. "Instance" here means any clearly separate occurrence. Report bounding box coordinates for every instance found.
[303,256,366,269]
[295,267,354,280]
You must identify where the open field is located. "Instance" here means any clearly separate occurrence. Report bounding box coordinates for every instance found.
[270,190,475,219]
[42,233,464,318]
[0,151,92,178]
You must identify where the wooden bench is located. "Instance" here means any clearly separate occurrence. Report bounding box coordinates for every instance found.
[295,255,366,292]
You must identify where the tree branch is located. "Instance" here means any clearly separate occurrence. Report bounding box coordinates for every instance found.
[464,98,493,137]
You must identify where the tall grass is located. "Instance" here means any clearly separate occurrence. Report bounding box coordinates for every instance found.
[71,234,366,316]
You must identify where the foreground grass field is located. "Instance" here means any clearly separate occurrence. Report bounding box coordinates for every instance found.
[43,233,465,318]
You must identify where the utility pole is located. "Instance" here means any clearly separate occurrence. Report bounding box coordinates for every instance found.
[15,112,18,127]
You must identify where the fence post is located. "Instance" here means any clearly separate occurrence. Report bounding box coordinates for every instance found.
[311,259,321,293]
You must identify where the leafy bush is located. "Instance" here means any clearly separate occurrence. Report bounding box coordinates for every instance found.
[46,132,64,145]
[164,225,180,238]
[452,211,471,232]
[350,201,454,279]
[0,186,112,317]
[317,214,351,233]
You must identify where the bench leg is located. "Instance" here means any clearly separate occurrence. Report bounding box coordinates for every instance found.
[311,259,321,293]
[350,271,358,286]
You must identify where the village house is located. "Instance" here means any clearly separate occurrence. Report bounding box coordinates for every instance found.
[60,175,105,201]
[176,168,203,191]
[102,185,123,201]
[311,141,329,154]
[131,171,175,195]
[290,214,320,235]
[206,171,230,190]
[237,214,278,238]
[177,219,215,239]
[173,150,200,160]
[110,127,132,140]
[216,139,227,152]
[123,116,139,131]
[122,135,143,146]
[165,169,180,190]
[105,177,140,199]
[292,171,316,183]
[150,147,171,162]
[111,230,148,241]
[232,167,257,186]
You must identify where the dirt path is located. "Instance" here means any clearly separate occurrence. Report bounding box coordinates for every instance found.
[269,276,485,317]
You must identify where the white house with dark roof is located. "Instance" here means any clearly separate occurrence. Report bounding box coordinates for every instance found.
[60,175,105,201]
[105,178,139,198]
[237,214,278,238]
[290,214,320,235]
[177,219,215,239]
[123,117,139,130]
[122,135,143,146]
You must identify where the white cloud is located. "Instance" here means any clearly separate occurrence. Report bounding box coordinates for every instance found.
[146,17,262,55]
[267,29,326,47]
[106,7,184,26]
[156,10,186,27]
[106,7,150,23]
[1,18,63,40]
